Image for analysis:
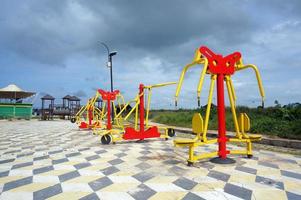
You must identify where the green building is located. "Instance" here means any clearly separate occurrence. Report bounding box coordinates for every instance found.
[0,84,35,119]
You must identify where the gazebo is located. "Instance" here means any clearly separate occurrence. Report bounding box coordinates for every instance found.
[62,95,72,109]
[41,94,55,120]
[0,84,35,119]
[69,96,81,115]
[96,97,103,108]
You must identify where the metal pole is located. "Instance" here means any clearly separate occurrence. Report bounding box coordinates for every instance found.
[109,55,114,121]
[139,84,144,133]
[100,42,114,122]
[217,74,227,159]
[109,56,114,92]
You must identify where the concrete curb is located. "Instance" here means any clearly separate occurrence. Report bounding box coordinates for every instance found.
[172,127,301,149]
[149,121,301,149]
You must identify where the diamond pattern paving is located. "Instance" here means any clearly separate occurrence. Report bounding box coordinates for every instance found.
[0,120,301,200]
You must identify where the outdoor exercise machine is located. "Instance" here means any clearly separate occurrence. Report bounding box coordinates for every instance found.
[70,91,103,129]
[173,46,265,165]
[71,89,125,130]
[94,82,176,144]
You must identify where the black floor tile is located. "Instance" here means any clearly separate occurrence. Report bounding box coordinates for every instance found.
[88,177,113,191]
[108,158,124,165]
[33,155,50,161]
[258,161,279,169]
[182,192,205,200]
[235,166,257,175]
[129,184,156,200]
[33,183,62,200]
[85,155,100,161]
[33,166,54,175]
[52,158,69,165]
[11,162,33,170]
[281,170,301,180]
[286,191,301,200]
[101,166,120,176]
[224,183,252,200]
[173,177,198,190]
[132,172,154,183]
[74,162,92,170]
[2,176,33,192]
[58,170,80,182]
[207,170,230,182]
[135,162,152,170]
[255,175,284,190]
[66,152,81,157]
[79,192,100,200]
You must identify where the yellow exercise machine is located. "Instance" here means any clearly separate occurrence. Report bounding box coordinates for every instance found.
[70,91,103,129]
[71,90,125,130]
[173,46,265,165]
[94,82,177,144]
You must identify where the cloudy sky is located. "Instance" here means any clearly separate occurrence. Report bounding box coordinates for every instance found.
[0,0,300,109]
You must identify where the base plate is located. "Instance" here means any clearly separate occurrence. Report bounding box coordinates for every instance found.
[210,157,236,164]
[135,139,148,143]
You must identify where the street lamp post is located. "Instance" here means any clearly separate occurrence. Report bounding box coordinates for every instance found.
[108,51,117,93]
[100,42,117,120]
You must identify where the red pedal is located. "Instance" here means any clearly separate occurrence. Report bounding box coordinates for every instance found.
[79,122,88,129]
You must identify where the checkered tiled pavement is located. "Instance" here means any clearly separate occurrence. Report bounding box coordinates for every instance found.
[0,120,301,200]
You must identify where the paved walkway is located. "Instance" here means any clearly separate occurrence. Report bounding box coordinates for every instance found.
[0,120,301,200]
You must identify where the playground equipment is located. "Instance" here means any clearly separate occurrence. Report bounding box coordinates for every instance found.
[94,82,176,144]
[71,91,103,129]
[71,90,125,130]
[174,46,265,165]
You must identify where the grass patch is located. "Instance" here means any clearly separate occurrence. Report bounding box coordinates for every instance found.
[149,103,301,140]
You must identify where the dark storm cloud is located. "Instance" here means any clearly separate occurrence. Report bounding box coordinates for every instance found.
[73,90,87,98]
[0,0,258,67]
[0,0,301,107]
[82,0,256,48]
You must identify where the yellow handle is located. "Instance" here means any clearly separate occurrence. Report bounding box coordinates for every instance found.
[175,49,207,106]
[236,64,265,104]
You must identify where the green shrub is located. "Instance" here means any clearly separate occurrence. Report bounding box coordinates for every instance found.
[149,104,301,140]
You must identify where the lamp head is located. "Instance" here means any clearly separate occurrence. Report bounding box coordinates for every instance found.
[109,51,117,57]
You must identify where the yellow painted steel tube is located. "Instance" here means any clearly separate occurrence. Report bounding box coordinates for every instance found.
[196,59,208,106]
[229,78,237,105]
[112,102,117,117]
[135,101,139,130]
[202,75,216,142]
[144,82,177,89]
[124,100,139,121]
[236,64,265,103]
[229,150,248,155]
[115,100,133,119]
[144,81,177,127]
[228,138,249,142]
[193,151,218,160]
[145,88,152,127]
[175,60,205,106]
[101,102,106,118]
[225,76,241,138]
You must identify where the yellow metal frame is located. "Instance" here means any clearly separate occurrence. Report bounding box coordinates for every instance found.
[73,91,104,128]
[173,50,265,164]
[93,82,177,143]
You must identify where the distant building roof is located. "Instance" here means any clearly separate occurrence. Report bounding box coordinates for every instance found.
[0,84,35,99]
[0,84,23,92]
[69,96,80,101]
[41,94,55,100]
[62,95,72,99]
